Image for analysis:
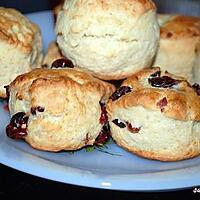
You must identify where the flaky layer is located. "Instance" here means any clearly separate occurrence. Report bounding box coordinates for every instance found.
[9,68,115,151]
[0,7,43,98]
[109,106,200,161]
[154,14,200,83]
[56,0,159,80]
[108,67,200,121]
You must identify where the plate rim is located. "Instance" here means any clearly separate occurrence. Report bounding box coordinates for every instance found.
[0,10,200,192]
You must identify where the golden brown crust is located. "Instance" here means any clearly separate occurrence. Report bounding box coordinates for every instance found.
[10,68,115,106]
[0,7,41,53]
[108,67,200,121]
[8,68,115,151]
[63,0,156,15]
[160,15,200,39]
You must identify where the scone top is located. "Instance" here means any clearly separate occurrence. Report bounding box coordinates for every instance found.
[0,7,41,53]
[9,68,115,115]
[56,0,159,80]
[108,67,200,121]
[62,0,156,17]
[158,14,200,39]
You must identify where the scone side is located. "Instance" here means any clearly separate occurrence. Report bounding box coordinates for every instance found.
[154,14,200,83]
[108,105,200,161]
[8,68,115,151]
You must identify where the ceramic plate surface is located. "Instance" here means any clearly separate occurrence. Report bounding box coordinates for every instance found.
[0,11,200,191]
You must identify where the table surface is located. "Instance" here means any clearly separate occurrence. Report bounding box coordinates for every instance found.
[0,164,198,199]
[0,0,199,198]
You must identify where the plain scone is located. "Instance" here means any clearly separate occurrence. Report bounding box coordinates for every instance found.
[7,68,115,151]
[154,14,200,83]
[0,7,43,98]
[107,67,200,161]
[56,0,160,80]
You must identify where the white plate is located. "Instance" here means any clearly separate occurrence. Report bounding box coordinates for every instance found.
[0,11,200,191]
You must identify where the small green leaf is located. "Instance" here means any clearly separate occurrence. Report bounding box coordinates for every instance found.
[85,146,95,152]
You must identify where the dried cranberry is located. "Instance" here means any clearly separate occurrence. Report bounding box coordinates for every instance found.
[192,83,200,96]
[148,76,180,88]
[6,112,28,139]
[4,85,10,99]
[157,97,168,112]
[51,58,74,69]
[95,122,110,145]
[126,122,141,133]
[99,102,108,125]
[31,106,45,115]
[37,106,45,112]
[109,86,132,101]
[112,119,126,128]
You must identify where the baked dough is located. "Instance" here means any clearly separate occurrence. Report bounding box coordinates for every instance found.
[107,67,200,161]
[0,7,43,98]
[6,67,115,151]
[56,0,160,80]
[154,14,200,83]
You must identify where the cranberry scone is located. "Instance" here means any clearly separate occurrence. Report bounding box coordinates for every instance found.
[0,7,43,98]
[56,0,159,80]
[6,67,115,151]
[154,14,200,83]
[107,67,200,161]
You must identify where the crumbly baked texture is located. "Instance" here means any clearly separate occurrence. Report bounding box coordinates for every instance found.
[107,67,200,161]
[8,68,115,151]
[0,7,43,98]
[43,41,64,67]
[56,0,159,80]
[154,14,200,83]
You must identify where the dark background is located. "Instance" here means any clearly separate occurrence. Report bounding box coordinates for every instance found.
[0,0,199,16]
[0,0,200,199]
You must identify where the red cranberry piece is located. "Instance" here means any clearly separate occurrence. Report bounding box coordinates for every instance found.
[126,122,141,133]
[148,76,180,88]
[110,86,132,101]
[192,83,200,96]
[51,58,74,69]
[31,106,45,115]
[95,122,110,145]
[157,97,168,112]
[37,106,45,112]
[6,112,28,139]
[99,102,108,125]
[112,119,126,128]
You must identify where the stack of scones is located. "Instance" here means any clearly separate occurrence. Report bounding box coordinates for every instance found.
[3,0,200,161]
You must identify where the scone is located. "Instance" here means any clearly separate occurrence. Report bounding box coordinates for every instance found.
[0,7,43,98]
[107,67,200,161]
[153,14,200,83]
[43,41,64,67]
[6,67,115,151]
[56,0,160,80]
